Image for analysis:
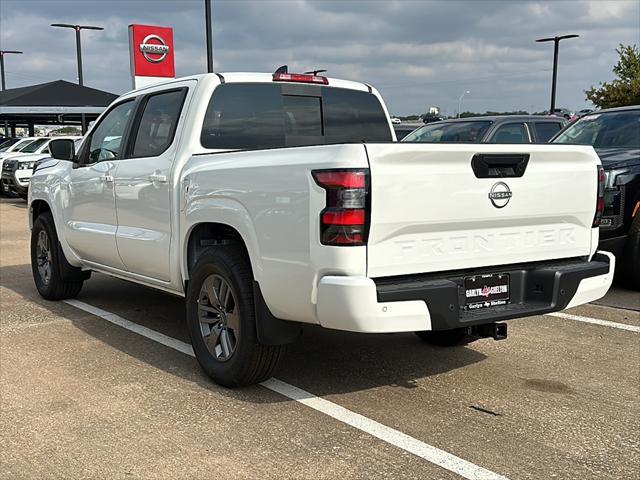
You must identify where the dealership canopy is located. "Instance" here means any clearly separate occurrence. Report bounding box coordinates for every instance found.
[0,79,117,134]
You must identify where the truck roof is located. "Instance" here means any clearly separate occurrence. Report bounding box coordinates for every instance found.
[124,72,373,97]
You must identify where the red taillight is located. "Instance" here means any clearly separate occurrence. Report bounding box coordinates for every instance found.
[322,209,366,225]
[312,170,366,188]
[273,72,329,85]
[593,165,606,227]
[313,169,369,246]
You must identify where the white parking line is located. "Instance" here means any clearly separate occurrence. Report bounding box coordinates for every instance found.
[546,312,640,333]
[64,298,508,480]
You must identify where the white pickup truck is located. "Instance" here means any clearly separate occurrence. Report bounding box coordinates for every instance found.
[29,71,614,386]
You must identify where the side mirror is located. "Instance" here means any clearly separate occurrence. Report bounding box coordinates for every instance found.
[49,139,76,162]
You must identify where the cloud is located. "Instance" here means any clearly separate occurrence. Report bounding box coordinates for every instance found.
[0,0,638,115]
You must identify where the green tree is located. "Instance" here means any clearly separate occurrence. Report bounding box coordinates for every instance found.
[51,126,82,136]
[586,44,640,109]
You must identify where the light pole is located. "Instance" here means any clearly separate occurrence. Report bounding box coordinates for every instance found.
[457,90,470,118]
[0,50,22,136]
[51,23,104,132]
[0,50,23,91]
[536,34,579,114]
[204,0,214,72]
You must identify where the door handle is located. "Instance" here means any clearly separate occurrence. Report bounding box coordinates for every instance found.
[99,175,114,183]
[148,173,168,183]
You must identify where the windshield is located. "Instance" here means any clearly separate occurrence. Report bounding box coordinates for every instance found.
[402,121,493,143]
[0,138,20,151]
[19,138,49,153]
[553,110,640,148]
[12,139,38,152]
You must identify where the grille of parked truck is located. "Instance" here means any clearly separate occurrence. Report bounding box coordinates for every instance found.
[28,70,615,387]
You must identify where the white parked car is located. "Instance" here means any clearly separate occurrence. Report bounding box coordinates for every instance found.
[1,137,81,198]
[0,137,41,195]
[29,72,614,387]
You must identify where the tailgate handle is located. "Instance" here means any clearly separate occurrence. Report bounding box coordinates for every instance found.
[471,153,529,178]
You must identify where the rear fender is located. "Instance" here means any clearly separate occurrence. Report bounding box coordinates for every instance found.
[181,197,263,285]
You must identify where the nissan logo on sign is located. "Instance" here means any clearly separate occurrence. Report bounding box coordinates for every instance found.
[129,24,175,87]
[488,182,512,208]
[139,34,170,63]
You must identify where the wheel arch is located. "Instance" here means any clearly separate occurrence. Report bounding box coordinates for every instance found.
[29,199,52,230]
[182,221,300,345]
[184,222,254,283]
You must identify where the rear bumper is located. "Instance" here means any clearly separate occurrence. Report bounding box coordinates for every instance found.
[315,251,615,333]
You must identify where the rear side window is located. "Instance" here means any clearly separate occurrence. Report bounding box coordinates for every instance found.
[132,89,186,158]
[532,122,563,143]
[491,123,529,143]
[201,83,391,150]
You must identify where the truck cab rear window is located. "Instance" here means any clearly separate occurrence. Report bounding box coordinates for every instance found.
[200,83,391,150]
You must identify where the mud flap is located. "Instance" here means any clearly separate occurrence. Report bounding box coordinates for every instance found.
[253,282,301,345]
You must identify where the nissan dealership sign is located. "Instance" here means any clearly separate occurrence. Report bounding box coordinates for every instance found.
[128,24,175,88]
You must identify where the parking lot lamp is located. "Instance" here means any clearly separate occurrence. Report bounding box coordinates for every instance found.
[0,50,23,91]
[536,34,579,114]
[457,90,470,118]
[205,0,214,72]
[51,23,103,132]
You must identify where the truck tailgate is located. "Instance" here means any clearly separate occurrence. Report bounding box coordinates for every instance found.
[365,143,599,278]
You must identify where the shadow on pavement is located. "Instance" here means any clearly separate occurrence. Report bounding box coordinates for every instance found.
[1,263,486,402]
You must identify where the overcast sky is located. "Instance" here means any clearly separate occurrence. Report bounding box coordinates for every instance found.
[1,0,638,115]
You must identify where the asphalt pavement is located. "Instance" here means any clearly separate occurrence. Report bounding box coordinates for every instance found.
[1,197,638,480]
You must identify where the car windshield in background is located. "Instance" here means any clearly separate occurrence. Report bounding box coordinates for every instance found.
[0,138,20,151]
[553,110,640,148]
[19,138,49,153]
[201,83,392,150]
[5,139,34,152]
[402,121,493,143]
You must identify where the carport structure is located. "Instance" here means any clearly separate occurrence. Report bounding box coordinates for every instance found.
[0,79,116,136]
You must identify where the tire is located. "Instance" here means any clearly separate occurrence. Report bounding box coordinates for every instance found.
[621,215,640,291]
[186,247,285,387]
[31,212,84,300]
[415,328,473,347]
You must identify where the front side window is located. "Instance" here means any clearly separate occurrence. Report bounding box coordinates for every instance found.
[87,100,135,163]
[132,90,186,158]
[403,121,492,143]
[532,122,563,143]
[200,83,392,150]
[491,123,529,143]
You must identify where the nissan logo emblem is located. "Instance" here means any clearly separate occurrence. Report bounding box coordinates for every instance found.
[488,182,512,208]
[139,34,170,63]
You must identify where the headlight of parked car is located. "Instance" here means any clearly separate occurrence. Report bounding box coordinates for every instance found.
[18,161,36,170]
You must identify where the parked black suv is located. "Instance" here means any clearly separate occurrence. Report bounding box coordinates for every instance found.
[552,106,640,290]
